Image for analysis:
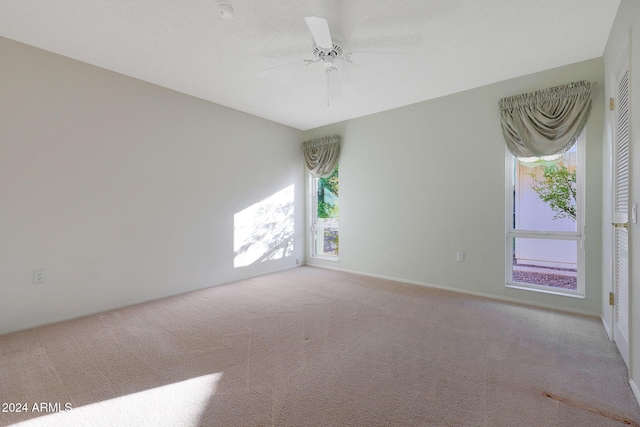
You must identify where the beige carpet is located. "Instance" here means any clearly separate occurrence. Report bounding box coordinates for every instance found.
[1,266,639,426]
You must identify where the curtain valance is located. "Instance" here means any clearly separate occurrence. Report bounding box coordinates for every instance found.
[303,135,340,178]
[498,80,593,158]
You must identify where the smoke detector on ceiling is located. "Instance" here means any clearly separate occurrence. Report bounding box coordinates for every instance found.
[217,2,234,19]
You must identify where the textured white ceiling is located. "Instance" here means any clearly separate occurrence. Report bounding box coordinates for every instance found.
[0,1,620,130]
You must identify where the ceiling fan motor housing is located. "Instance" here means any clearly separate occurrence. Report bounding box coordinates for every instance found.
[314,43,343,65]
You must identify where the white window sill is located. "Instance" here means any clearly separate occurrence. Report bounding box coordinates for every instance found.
[310,255,339,262]
[506,282,585,299]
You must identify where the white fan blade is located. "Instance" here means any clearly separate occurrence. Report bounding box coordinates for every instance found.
[305,16,333,50]
[346,52,407,65]
[256,59,311,77]
[326,68,342,105]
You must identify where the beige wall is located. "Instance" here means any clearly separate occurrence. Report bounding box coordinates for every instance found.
[0,37,305,334]
[304,58,604,316]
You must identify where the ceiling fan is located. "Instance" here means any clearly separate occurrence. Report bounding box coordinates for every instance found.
[257,16,406,106]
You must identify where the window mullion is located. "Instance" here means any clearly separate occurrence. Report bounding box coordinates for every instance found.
[509,230,582,240]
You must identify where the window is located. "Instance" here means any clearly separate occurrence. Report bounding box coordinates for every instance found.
[506,133,585,296]
[310,165,338,259]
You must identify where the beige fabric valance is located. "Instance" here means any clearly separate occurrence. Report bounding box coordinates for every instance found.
[499,80,593,158]
[303,135,340,178]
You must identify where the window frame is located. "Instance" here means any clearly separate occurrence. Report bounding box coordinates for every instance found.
[505,132,586,297]
[309,168,339,261]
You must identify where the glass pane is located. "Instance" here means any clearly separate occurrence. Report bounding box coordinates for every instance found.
[317,167,339,219]
[511,237,577,290]
[513,147,577,232]
[315,223,338,257]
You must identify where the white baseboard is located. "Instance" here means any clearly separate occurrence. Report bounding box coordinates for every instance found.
[1,263,301,336]
[305,263,599,317]
[630,378,640,408]
[601,315,614,341]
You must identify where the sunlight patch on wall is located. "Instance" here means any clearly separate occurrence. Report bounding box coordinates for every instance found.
[234,185,294,268]
[13,373,223,427]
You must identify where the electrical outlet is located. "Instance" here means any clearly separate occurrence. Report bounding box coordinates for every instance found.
[90,262,100,276]
[456,252,465,262]
[33,269,46,284]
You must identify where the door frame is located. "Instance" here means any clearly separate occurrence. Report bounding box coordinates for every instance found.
[610,43,631,368]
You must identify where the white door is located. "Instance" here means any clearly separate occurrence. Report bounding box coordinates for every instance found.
[612,51,630,368]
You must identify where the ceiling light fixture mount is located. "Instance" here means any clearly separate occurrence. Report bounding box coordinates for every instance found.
[217,2,234,19]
